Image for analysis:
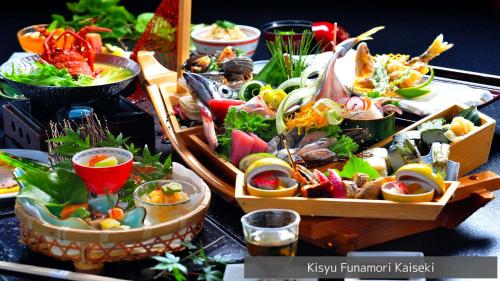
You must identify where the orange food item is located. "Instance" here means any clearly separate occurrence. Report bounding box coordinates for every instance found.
[18,29,75,54]
[60,203,89,219]
[88,154,109,167]
[285,102,328,133]
[144,186,189,205]
[108,207,125,220]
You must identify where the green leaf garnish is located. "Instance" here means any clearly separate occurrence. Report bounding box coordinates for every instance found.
[16,168,88,215]
[215,20,235,29]
[395,67,435,99]
[335,155,380,180]
[330,135,359,158]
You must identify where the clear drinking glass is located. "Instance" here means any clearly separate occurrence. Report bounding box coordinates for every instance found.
[241,209,300,256]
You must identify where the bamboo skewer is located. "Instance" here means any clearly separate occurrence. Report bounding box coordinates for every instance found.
[0,261,128,281]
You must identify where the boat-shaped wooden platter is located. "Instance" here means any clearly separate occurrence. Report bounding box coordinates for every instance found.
[144,58,500,253]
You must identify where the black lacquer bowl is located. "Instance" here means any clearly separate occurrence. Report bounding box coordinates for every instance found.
[341,112,396,145]
[0,53,140,106]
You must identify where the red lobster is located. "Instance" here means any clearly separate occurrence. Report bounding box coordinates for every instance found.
[39,25,111,77]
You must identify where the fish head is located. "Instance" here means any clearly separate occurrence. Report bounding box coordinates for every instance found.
[183,72,236,105]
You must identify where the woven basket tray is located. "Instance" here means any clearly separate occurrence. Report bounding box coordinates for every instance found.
[15,187,211,273]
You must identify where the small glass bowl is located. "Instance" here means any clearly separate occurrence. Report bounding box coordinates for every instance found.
[17,24,48,54]
[134,180,205,225]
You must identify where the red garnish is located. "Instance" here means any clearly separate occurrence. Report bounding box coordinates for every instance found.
[311,21,350,51]
[397,182,409,194]
[250,172,281,190]
[345,97,366,111]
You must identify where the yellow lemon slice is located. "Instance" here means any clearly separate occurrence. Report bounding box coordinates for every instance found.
[396,163,446,195]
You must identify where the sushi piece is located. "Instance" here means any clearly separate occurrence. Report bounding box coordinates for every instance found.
[362,147,389,176]
[419,119,449,148]
[387,139,421,173]
[393,130,421,145]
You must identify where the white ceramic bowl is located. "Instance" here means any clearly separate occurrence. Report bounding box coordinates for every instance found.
[191,25,261,57]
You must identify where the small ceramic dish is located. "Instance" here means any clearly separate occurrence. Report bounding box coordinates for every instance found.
[246,176,298,197]
[191,25,260,57]
[381,180,435,203]
[72,147,133,194]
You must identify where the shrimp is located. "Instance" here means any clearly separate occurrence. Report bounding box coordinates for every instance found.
[407,34,454,65]
[355,42,374,77]
[196,100,218,149]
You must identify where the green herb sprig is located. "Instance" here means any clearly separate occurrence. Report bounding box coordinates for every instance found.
[254,30,319,86]
[215,20,236,29]
[152,237,233,281]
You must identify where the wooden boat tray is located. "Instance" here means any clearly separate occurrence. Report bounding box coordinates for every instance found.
[146,64,500,253]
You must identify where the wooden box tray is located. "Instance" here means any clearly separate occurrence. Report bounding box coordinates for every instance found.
[374,104,496,176]
[235,173,459,220]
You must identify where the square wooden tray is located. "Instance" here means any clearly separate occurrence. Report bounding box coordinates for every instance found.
[235,173,459,220]
[373,104,496,176]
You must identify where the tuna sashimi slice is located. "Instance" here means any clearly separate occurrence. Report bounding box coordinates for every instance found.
[248,133,268,153]
[230,129,255,165]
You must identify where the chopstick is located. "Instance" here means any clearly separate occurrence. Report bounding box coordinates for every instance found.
[0,261,128,281]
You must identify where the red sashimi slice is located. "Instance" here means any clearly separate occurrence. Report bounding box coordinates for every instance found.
[230,129,255,165]
[208,99,245,123]
[248,133,268,153]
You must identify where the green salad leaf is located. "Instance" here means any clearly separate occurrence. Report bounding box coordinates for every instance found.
[335,155,380,180]
[330,134,359,158]
[4,62,93,87]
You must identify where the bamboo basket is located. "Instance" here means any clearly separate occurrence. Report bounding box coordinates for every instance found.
[15,188,211,273]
